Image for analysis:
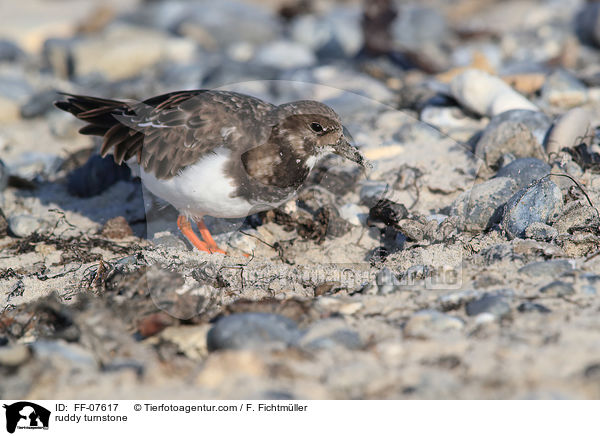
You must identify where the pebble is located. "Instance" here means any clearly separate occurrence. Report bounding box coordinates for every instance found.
[475,121,545,169]
[206,313,302,351]
[575,3,600,47]
[541,70,588,109]
[20,89,59,119]
[553,201,599,234]
[0,39,24,61]
[8,214,47,238]
[473,312,497,325]
[152,232,188,250]
[0,344,31,367]
[0,75,32,101]
[517,302,551,313]
[0,74,32,122]
[368,199,408,227]
[545,107,595,155]
[0,208,8,236]
[450,69,539,117]
[465,293,511,318]
[403,310,464,339]
[67,154,131,198]
[0,158,8,191]
[255,40,316,70]
[297,320,362,350]
[291,8,363,59]
[392,5,449,49]
[539,281,575,297]
[484,109,551,146]
[68,24,196,80]
[420,106,486,140]
[525,222,558,241]
[451,177,518,232]
[30,340,96,367]
[175,0,281,49]
[101,216,133,239]
[338,203,368,226]
[6,151,63,179]
[437,289,481,311]
[502,179,563,239]
[518,259,574,277]
[495,158,551,189]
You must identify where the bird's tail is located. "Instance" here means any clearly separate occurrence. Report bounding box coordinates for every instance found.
[54,93,131,137]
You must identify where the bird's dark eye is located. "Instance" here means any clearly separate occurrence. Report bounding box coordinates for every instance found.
[310,122,323,133]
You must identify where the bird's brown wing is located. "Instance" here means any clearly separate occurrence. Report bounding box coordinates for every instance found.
[55,90,275,179]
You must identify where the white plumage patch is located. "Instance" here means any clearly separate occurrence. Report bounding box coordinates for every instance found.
[137,148,257,218]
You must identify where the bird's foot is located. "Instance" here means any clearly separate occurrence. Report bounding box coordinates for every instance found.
[177,215,227,255]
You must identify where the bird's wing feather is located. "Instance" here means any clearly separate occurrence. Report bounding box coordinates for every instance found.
[56,90,275,179]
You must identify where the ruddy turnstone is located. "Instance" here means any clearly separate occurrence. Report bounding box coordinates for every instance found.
[55,90,368,254]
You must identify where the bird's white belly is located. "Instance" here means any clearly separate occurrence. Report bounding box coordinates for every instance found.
[136,148,261,219]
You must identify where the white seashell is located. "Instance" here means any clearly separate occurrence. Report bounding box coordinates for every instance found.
[450,69,539,117]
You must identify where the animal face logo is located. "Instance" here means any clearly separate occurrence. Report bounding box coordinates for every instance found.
[3,402,50,433]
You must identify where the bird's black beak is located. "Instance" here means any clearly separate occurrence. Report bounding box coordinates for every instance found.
[331,136,371,169]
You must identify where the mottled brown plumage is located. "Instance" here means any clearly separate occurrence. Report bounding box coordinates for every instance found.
[55,90,368,254]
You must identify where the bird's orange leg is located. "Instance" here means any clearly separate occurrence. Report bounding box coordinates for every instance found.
[177,215,213,254]
[195,219,227,255]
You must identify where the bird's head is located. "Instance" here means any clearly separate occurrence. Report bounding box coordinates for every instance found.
[274,101,370,169]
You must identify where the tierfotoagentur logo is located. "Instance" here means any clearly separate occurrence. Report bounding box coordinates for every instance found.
[3,402,50,433]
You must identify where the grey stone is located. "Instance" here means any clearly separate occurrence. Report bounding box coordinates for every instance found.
[392,5,449,49]
[451,177,519,232]
[403,310,464,339]
[297,320,362,350]
[576,3,600,47]
[66,24,196,80]
[518,259,573,277]
[206,313,301,351]
[291,8,363,59]
[42,38,74,79]
[0,39,24,62]
[484,109,551,146]
[502,179,563,239]
[437,289,481,311]
[0,208,7,236]
[541,70,588,109]
[465,293,511,318]
[30,340,96,367]
[20,89,60,119]
[0,159,8,191]
[476,120,546,169]
[525,222,558,241]
[553,201,599,234]
[517,302,551,313]
[152,233,187,251]
[255,40,316,70]
[6,151,63,179]
[495,158,551,189]
[8,214,47,238]
[175,0,281,49]
[539,281,575,297]
[0,75,32,101]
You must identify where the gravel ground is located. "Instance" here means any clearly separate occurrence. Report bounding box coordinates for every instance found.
[2,0,600,399]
